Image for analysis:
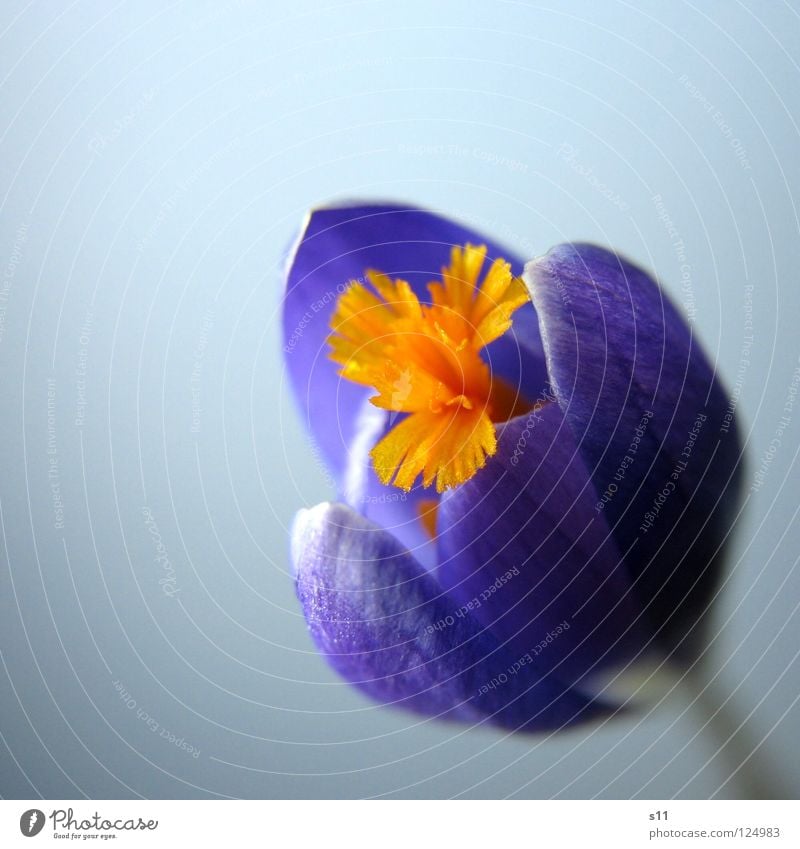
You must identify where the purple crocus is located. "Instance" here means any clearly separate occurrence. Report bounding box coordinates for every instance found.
[283,203,742,732]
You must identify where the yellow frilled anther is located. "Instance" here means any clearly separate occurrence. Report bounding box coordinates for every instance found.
[327,244,531,493]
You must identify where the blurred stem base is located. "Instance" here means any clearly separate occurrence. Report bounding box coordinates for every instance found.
[681,661,786,800]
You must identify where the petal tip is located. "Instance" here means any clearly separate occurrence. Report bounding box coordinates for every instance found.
[290,501,335,577]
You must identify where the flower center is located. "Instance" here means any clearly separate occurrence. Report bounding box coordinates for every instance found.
[327,243,531,492]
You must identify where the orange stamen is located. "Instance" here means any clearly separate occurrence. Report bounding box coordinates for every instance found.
[328,244,531,493]
[417,498,439,539]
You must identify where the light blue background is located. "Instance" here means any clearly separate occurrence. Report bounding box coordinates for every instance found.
[1,0,798,798]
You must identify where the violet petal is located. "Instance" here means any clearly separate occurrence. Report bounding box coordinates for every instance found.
[524,244,742,650]
[437,403,647,682]
[292,501,616,731]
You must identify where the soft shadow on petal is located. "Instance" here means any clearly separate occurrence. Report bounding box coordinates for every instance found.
[524,244,742,652]
[292,501,616,732]
[437,403,648,683]
[282,203,548,489]
[338,397,438,571]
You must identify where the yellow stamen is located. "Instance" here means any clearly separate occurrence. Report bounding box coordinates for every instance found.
[328,244,531,493]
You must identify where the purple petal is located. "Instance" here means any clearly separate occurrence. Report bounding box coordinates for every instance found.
[336,396,438,571]
[292,501,616,731]
[524,244,742,650]
[282,203,548,489]
[436,403,647,682]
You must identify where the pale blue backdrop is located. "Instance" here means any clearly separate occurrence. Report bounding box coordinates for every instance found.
[1,0,798,799]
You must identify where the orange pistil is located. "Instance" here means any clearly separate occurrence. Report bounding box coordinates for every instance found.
[328,244,531,493]
[417,498,440,539]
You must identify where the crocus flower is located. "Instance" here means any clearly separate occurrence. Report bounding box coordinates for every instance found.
[283,203,742,732]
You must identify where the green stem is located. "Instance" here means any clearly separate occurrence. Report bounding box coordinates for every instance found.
[681,661,785,799]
